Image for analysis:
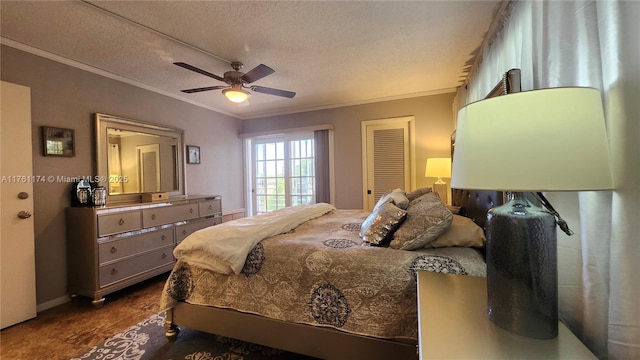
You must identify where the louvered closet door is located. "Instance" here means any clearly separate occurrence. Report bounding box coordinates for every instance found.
[363,119,411,210]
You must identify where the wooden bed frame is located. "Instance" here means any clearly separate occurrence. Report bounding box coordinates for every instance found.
[163,190,503,360]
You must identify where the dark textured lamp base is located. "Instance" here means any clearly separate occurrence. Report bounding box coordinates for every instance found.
[486,193,558,339]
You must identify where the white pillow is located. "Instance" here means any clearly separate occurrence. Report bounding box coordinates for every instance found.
[374,188,409,210]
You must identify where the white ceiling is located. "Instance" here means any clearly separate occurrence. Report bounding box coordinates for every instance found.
[1,1,502,119]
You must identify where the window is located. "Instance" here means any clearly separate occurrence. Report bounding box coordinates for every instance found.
[251,133,315,214]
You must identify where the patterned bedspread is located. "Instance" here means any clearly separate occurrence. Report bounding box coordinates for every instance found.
[160,209,486,341]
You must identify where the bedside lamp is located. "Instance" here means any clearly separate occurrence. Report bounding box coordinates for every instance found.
[425,157,451,204]
[451,87,613,339]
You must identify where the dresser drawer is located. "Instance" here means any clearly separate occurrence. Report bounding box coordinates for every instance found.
[175,217,221,245]
[142,203,199,227]
[98,228,174,265]
[97,211,142,237]
[99,245,174,287]
[199,197,222,216]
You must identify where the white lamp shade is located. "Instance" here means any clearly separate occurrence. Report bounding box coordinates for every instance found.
[451,87,613,191]
[425,158,452,178]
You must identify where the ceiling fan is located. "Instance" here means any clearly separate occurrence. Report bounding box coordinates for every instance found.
[174,61,296,104]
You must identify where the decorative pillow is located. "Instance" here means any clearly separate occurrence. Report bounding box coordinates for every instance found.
[374,188,410,210]
[360,202,407,246]
[426,215,486,248]
[389,192,453,250]
[406,187,433,202]
[447,205,462,214]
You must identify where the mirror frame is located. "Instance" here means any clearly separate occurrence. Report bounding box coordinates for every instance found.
[95,113,185,203]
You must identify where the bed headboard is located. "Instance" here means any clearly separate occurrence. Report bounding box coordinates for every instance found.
[451,190,503,230]
[451,69,521,230]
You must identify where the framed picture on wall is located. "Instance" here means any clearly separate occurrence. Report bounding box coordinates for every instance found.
[187,145,200,164]
[42,126,75,157]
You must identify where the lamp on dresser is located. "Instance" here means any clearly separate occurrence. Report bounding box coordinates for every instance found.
[451,87,613,339]
[425,157,451,204]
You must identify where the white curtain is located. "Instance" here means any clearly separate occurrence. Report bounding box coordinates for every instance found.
[456,1,639,358]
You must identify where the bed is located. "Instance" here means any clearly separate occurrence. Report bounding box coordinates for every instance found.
[160,188,503,360]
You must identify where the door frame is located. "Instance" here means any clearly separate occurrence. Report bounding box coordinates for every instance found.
[361,116,416,210]
[136,144,160,192]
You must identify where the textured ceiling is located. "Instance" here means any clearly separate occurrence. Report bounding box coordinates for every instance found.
[1,1,502,119]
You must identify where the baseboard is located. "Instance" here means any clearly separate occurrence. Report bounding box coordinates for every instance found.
[37,295,70,313]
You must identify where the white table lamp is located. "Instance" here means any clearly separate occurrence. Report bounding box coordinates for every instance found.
[451,87,613,339]
[425,157,451,204]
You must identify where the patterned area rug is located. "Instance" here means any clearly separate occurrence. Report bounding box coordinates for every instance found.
[72,312,317,360]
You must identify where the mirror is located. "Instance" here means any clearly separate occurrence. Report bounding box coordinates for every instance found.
[95,113,185,202]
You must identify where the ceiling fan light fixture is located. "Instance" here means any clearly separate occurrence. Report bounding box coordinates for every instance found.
[223,86,251,103]
[176,62,295,101]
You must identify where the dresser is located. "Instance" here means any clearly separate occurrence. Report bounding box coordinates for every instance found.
[66,195,222,307]
[417,272,596,359]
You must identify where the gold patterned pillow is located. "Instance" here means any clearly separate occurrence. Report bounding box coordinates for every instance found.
[427,215,486,248]
[360,202,407,246]
[389,192,453,250]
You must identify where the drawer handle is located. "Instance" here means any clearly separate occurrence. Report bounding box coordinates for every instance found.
[111,268,118,276]
[110,246,117,254]
[118,219,125,225]
[182,229,187,235]
[151,214,157,220]
[162,253,168,259]
[189,208,194,213]
[208,205,213,210]
[161,234,166,240]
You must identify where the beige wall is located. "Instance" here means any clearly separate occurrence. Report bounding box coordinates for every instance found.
[1,45,244,306]
[242,92,456,209]
[1,44,456,308]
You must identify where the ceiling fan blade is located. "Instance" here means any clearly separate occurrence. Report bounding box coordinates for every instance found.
[174,62,225,82]
[241,64,275,83]
[251,85,296,98]
[181,86,226,94]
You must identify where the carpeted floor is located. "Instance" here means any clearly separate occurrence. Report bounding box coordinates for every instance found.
[71,311,317,360]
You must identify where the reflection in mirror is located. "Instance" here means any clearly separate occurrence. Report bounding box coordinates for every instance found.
[107,129,178,194]
[96,113,185,202]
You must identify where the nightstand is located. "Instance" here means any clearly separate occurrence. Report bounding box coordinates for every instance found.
[417,272,596,359]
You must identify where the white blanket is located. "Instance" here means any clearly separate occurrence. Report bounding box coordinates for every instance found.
[173,203,336,274]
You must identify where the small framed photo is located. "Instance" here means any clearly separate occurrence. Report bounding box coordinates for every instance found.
[186,145,200,164]
[42,126,75,157]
